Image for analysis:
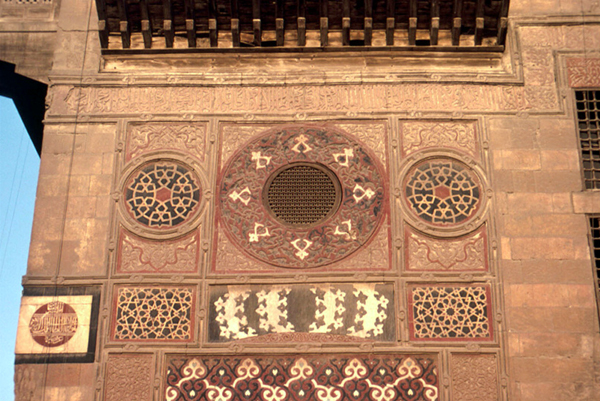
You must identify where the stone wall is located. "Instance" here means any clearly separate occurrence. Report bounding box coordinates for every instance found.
[9,1,600,400]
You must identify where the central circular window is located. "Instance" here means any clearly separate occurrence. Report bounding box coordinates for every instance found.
[265,163,341,227]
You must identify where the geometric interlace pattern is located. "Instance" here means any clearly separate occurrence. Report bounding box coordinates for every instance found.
[125,162,201,228]
[405,160,481,225]
[411,286,490,339]
[113,287,193,340]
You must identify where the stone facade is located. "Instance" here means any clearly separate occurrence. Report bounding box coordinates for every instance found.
[4,0,600,400]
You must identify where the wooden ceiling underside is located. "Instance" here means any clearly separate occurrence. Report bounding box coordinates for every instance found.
[96,0,509,53]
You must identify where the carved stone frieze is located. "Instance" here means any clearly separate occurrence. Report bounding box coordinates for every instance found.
[451,353,499,401]
[105,354,153,401]
[405,225,488,272]
[399,120,479,159]
[50,83,560,117]
[116,228,200,274]
[165,354,439,401]
[125,122,207,162]
[567,57,600,88]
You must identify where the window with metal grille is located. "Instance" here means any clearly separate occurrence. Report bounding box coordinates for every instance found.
[590,217,600,313]
[575,90,600,189]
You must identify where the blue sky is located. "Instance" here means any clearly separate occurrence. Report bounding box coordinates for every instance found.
[0,96,40,398]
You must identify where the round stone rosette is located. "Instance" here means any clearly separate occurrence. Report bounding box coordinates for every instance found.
[400,155,486,234]
[219,126,386,269]
[120,158,204,237]
[29,301,78,347]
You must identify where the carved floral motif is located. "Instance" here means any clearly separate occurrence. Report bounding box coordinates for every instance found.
[105,354,153,401]
[405,225,487,271]
[126,122,207,162]
[400,121,478,159]
[165,355,439,401]
[117,228,199,273]
[567,57,600,88]
[451,354,498,401]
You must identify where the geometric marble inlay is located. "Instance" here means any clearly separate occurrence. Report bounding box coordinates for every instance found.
[165,354,439,401]
[111,287,195,342]
[408,285,493,341]
[123,161,202,230]
[405,225,488,272]
[451,353,499,401]
[208,283,394,342]
[15,295,93,355]
[218,125,386,269]
[404,158,482,227]
[116,228,200,274]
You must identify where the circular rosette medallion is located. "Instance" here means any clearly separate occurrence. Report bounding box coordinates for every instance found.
[403,158,483,228]
[29,301,78,347]
[123,161,202,231]
[219,126,386,268]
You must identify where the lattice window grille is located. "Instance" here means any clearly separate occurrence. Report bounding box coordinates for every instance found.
[590,217,600,317]
[576,90,600,189]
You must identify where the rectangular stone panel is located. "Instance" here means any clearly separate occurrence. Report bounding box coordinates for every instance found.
[15,286,100,364]
[407,284,494,342]
[404,225,488,272]
[399,120,479,160]
[16,295,92,355]
[208,283,395,343]
[125,121,208,162]
[111,286,196,342]
[567,57,600,88]
[116,228,200,274]
[105,354,154,401]
[451,353,499,401]
[164,353,439,401]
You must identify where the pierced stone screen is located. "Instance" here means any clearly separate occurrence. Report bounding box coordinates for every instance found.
[267,164,339,226]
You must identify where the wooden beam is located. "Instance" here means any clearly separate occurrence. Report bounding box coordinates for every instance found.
[117,0,131,49]
[408,0,417,45]
[342,0,350,46]
[496,0,509,46]
[451,0,463,46]
[276,0,284,46]
[95,0,109,49]
[430,0,439,45]
[140,0,152,49]
[320,0,329,46]
[364,0,373,46]
[163,0,174,48]
[184,0,197,48]
[208,0,218,47]
[474,0,484,45]
[231,0,240,47]
[297,0,306,46]
[253,0,261,46]
[386,0,395,46]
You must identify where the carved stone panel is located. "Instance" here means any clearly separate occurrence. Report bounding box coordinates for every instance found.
[111,286,196,342]
[207,283,395,343]
[399,120,479,160]
[215,125,389,272]
[404,225,488,272]
[451,353,499,401]
[125,122,208,162]
[105,354,154,401]
[567,57,600,88]
[165,354,439,401]
[116,228,200,274]
[408,284,493,342]
[15,295,93,355]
